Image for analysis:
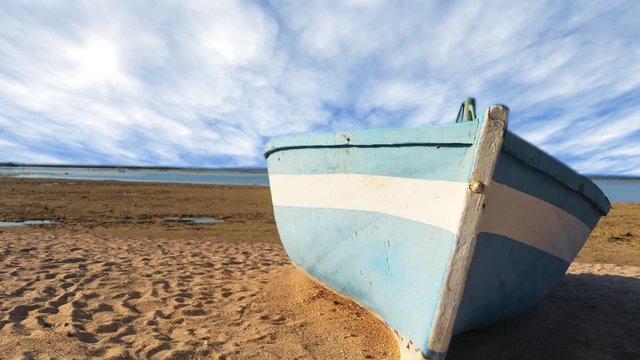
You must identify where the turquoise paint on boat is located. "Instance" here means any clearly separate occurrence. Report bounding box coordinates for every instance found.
[267,145,477,182]
[274,206,457,349]
[264,100,611,359]
[502,133,610,214]
[264,121,479,157]
[453,232,570,334]
[493,150,603,228]
[267,121,480,182]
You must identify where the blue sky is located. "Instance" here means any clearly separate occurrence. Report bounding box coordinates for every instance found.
[0,1,639,176]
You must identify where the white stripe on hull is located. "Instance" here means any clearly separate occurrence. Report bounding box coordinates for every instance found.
[269,173,592,263]
[478,181,592,262]
[269,174,468,235]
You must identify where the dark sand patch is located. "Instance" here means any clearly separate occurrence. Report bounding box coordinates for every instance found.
[0,177,278,243]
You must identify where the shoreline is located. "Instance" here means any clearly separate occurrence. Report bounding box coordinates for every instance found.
[0,177,278,244]
[0,164,268,172]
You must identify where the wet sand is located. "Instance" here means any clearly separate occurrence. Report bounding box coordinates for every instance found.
[0,178,638,359]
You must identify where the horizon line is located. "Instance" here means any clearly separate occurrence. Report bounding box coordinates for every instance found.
[1,162,639,180]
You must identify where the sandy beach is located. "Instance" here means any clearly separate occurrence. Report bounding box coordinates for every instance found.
[1,178,639,359]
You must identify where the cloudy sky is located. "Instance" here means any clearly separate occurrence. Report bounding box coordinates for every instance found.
[1,1,639,175]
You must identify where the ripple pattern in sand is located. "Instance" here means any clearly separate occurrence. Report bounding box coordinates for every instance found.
[0,233,292,359]
[0,232,397,360]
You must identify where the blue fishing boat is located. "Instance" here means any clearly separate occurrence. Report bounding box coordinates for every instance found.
[263,99,610,359]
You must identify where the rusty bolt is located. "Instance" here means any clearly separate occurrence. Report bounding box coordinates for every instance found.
[469,181,484,194]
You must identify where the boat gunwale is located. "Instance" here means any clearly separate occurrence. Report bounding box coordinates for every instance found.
[263,122,479,158]
[263,142,473,158]
[502,132,611,215]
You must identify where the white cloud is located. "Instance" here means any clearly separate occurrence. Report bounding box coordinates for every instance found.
[0,0,638,175]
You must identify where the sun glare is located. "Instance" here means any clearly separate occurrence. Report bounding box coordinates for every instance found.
[69,38,122,85]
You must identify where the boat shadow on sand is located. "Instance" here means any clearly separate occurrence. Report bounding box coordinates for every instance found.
[447,272,640,360]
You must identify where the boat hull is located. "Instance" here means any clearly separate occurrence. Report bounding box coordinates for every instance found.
[264,106,610,359]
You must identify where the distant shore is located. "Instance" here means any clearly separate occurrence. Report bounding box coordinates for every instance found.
[0,163,267,173]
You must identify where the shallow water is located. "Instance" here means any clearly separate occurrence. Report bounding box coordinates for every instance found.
[164,217,224,224]
[593,179,640,203]
[0,166,269,186]
[0,220,59,227]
